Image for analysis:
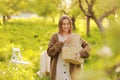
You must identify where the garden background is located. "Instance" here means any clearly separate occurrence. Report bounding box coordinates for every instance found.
[0,0,120,80]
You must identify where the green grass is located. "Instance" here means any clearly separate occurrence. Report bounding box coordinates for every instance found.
[0,18,56,80]
[0,17,120,80]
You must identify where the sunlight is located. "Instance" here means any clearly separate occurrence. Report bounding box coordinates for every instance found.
[64,0,71,7]
[65,0,71,4]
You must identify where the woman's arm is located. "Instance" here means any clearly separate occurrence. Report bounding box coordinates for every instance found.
[47,34,64,57]
[80,38,91,58]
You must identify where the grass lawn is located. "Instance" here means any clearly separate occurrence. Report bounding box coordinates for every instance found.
[0,17,120,80]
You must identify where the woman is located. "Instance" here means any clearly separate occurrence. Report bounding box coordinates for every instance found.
[47,15,90,80]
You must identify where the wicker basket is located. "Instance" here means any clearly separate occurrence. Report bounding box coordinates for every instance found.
[62,47,84,64]
[62,34,84,64]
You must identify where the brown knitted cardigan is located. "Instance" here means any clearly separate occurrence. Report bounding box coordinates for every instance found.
[47,33,90,80]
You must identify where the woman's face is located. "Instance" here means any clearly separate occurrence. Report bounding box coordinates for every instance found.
[62,19,70,33]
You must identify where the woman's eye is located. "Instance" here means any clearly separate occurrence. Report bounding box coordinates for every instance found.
[67,23,70,25]
[63,23,70,25]
[63,23,66,25]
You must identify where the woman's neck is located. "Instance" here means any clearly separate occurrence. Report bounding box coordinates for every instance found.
[62,32,71,37]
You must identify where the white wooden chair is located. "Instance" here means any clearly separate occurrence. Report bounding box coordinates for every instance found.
[10,48,30,65]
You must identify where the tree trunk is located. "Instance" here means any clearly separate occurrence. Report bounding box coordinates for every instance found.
[3,16,7,24]
[93,18,104,34]
[7,15,11,20]
[71,16,76,30]
[86,16,90,36]
[91,14,104,34]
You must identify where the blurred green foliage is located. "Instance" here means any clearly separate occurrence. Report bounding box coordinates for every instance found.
[0,15,120,80]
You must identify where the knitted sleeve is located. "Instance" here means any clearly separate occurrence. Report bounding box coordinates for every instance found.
[47,33,64,57]
[80,37,91,58]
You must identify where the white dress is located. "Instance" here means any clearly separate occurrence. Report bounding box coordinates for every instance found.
[55,33,71,80]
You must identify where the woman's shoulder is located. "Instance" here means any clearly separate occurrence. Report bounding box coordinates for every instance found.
[51,32,58,37]
[50,33,59,41]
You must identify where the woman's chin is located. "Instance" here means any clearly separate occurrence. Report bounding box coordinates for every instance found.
[63,30,69,33]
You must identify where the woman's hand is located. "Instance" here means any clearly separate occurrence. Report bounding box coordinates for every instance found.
[80,49,89,58]
[63,36,72,45]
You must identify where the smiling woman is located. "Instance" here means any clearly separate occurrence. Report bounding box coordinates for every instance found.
[58,15,72,35]
[47,15,90,80]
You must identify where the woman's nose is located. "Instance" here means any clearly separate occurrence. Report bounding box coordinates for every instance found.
[65,24,68,27]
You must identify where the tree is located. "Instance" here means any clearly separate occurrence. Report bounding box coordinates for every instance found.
[78,0,120,36]
[58,0,81,30]
[31,0,61,22]
[0,0,30,24]
[69,0,81,30]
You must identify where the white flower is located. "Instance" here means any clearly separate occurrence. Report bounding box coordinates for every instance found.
[97,46,113,57]
[115,66,120,73]
[2,71,6,74]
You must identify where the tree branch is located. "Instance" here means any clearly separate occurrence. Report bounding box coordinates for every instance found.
[99,6,117,21]
[90,0,96,8]
[61,9,68,15]
[91,0,96,5]
[87,0,96,17]
[78,0,88,16]
[85,0,90,6]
